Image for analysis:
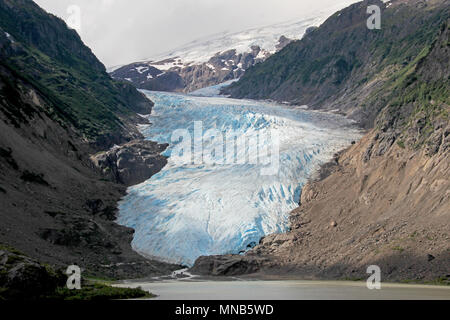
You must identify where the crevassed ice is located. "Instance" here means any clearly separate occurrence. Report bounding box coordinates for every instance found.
[117,90,361,266]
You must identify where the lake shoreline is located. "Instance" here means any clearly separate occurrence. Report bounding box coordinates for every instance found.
[113,279,450,300]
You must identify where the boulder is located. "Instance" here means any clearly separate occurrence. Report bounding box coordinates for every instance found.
[190,255,267,276]
[91,140,168,186]
[0,247,65,299]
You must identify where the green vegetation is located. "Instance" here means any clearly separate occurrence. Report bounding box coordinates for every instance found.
[20,170,49,186]
[2,44,132,142]
[46,282,154,301]
[341,276,364,281]
[391,246,404,252]
[224,1,449,130]
[409,231,418,239]
[1,243,155,300]
[373,19,450,151]
[400,277,450,286]
[0,0,151,146]
[0,244,24,255]
[0,281,153,301]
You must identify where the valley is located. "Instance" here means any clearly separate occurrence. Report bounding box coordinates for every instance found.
[117,90,361,266]
[0,0,448,301]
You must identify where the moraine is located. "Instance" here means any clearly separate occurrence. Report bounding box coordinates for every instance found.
[117,87,361,266]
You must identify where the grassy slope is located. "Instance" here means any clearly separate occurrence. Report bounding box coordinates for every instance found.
[373,21,449,152]
[224,0,449,128]
[0,0,151,147]
[0,245,153,300]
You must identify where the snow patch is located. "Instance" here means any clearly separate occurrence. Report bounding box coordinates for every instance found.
[135,66,149,74]
[4,32,14,43]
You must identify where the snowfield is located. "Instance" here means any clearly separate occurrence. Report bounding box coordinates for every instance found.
[117,89,361,266]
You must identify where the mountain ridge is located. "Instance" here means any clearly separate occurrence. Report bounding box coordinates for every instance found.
[191,0,450,282]
[109,2,358,93]
[223,0,449,128]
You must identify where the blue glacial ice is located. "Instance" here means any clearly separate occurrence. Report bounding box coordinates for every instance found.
[117,90,362,266]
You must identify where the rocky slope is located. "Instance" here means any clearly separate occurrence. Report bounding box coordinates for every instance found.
[193,133,449,282]
[0,245,66,299]
[224,0,449,128]
[0,0,179,284]
[191,3,450,283]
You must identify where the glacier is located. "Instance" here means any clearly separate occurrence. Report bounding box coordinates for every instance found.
[117,90,361,266]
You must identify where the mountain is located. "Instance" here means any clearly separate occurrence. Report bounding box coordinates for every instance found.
[0,0,157,149]
[191,0,450,283]
[224,0,449,128]
[109,1,358,93]
[0,0,179,290]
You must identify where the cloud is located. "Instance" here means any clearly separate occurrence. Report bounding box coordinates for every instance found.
[33,0,359,67]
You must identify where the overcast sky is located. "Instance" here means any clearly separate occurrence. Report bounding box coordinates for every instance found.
[34,0,359,67]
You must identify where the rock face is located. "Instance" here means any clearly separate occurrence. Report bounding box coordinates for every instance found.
[176,47,270,93]
[111,45,273,93]
[0,0,180,281]
[91,140,168,186]
[0,246,65,299]
[190,255,269,277]
[109,22,302,94]
[189,10,450,283]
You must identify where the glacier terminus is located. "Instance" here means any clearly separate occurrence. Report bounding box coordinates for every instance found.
[117,88,361,266]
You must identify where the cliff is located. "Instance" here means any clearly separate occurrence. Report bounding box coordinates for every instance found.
[191,3,450,283]
[0,0,179,282]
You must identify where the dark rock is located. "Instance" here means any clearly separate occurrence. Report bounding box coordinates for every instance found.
[427,254,435,262]
[363,143,374,162]
[84,199,104,215]
[0,0,181,282]
[91,140,168,186]
[190,255,267,276]
[110,42,273,93]
[304,26,318,35]
[222,0,448,130]
[0,147,18,170]
[99,205,118,221]
[275,35,293,51]
[114,81,154,114]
